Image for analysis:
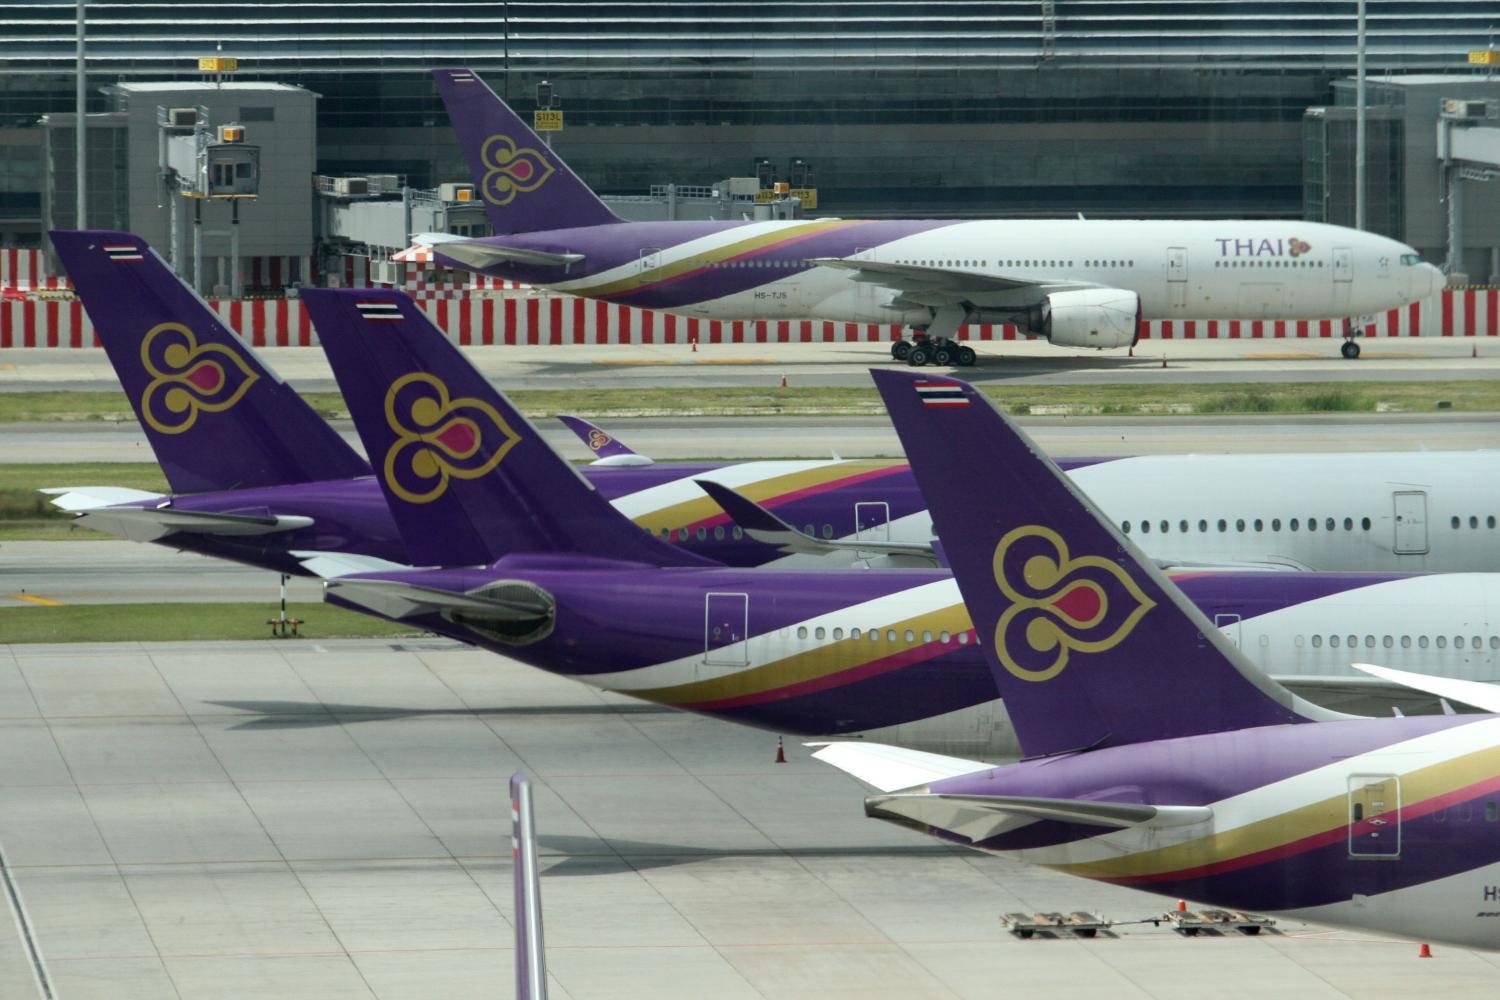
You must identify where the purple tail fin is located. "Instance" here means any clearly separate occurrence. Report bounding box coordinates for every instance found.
[303,288,712,568]
[50,230,370,494]
[433,68,620,236]
[510,773,548,1000]
[556,414,646,463]
[870,369,1335,758]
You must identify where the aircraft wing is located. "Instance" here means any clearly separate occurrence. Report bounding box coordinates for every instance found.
[809,257,1092,297]
[694,479,938,562]
[808,741,994,792]
[325,577,553,623]
[1351,663,1500,714]
[68,504,313,543]
[292,551,413,580]
[865,792,1214,844]
[434,240,584,271]
[41,486,165,512]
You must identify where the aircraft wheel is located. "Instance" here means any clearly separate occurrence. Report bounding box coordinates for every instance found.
[956,346,977,367]
[1340,340,1361,360]
[907,346,931,367]
[891,340,912,361]
[932,345,955,366]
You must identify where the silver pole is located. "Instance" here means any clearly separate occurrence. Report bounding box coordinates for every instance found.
[230,199,242,298]
[510,774,548,1000]
[1354,0,1366,230]
[192,199,202,293]
[74,0,86,228]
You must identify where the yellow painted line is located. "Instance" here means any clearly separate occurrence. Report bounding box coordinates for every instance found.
[7,594,64,607]
[0,363,15,370]
[592,359,673,366]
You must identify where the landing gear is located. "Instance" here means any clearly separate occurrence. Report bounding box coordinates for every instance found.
[1340,339,1361,360]
[1340,316,1365,359]
[893,333,976,367]
[891,340,912,361]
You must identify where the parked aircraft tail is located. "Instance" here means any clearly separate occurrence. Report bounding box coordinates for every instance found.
[50,230,371,494]
[302,288,712,568]
[433,68,621,236]
[556,414,652,465]
[870,369,1340,758]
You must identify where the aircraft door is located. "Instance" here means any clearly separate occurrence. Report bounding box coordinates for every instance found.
[704,592,749,667]
[1392,491,1429,555]
[1166,246,1188,307]
[855,501,891,560]
[1214,613,1242,648]
[851,247,878,320]
[1332,246,1353,312]
[1348,773,1401,859]
[639,247,663,285]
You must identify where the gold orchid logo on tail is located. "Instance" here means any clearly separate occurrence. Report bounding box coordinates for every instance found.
[382,372,521,504]
[991,525,1156,682]
[139,322,259,434]
[480,134,555,206]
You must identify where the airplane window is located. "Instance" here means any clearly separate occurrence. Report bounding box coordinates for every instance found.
[1290,519,1299,531]
[870,630,880,642]
[1311,634,1322,648]
[1491,637,1499,649]
[1272,519,1282,531]
[1199,519,1208,532]
[1456,636,1466,650]
[1473,635,1482,648]
[1141,521,1150,533]
[904,629,915,644]
[1488,803,1499,823]
[822,524,834,539]
[1330,635,1340,648]
[1308,518,1317,532]
[1352,803,1364,822]
[1236,519,1245,532]
[1452,516,1461,529]
[1348,635,1358,648]
[659,528,670,538]
[1383,636,1393,648]
[1253,519,1263,532]
[923,631,933,643]
[1471,516,1480,529]
[1217,519,1227,532]
[1364,635,1375,648]
[1121,521,1131,534]
[1344,517,1353,530]
[804,524,815,535]
[1160,520,1169,533]
[940,630,952,644]
[1437,636,1447,649]
[1401,254,1422,266]
[1489,516,1497,528]
[958,632,969,644]
[832,628,843,640]
[1419,636,1430,649]
[887,630,898,643]
[1178,520,1189,532]
[1401,636,1411,648]
[696,527,708,540]
[815,627,826,640]
[797,626,808,639]
[851,628,861,639]
[1325,518,1335,531]
[1361,517,1371,530]
[714,526,725,540]
[733,527,743,540]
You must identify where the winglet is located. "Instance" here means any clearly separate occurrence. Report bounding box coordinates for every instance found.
[50,229,371,493]
[870,369,1339,758]
[303,288,712,568]
[556,415,652,466]
[433,68,619,236]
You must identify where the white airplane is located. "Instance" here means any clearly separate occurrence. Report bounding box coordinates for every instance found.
[426,68,1445,362]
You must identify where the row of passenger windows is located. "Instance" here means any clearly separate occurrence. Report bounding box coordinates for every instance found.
[655,523,843,542]
[1212,259,1324,268]
[895,258,1136,270]
[1306,633,1500,651]
[1124,516,1372,535]
[791,624,971,646]
[1451,515,1498,529]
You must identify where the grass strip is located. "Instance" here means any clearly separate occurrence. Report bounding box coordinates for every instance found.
[0,601,422,644]
[1,462,169,540]
[2,381,1499,423]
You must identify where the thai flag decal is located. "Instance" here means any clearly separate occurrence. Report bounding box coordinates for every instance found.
[915,381,969,407]
[449,71,476,84]
[104,244,144,262]
[356,300,403,321]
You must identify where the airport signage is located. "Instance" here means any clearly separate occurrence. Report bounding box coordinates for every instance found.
[533,110,564,132]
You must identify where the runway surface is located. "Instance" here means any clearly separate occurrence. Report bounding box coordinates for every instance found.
[8,413,1499,465]
[3,338,1499,392]
[1,637,1495,1000]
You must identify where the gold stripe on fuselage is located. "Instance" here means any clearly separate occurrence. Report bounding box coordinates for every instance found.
[630,460,906,535]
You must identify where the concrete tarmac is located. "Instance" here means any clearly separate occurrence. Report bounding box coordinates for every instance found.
[7,413,1499,465]
[0,637,1495,1000]
[3,338,1499,392]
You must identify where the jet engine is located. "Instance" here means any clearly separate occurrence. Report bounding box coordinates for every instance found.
[1035,289,1141,349]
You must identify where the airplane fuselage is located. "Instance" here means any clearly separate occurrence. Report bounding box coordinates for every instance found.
[447,219,1442,331]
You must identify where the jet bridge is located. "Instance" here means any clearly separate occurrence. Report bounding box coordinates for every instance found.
[1437,98,1500,283]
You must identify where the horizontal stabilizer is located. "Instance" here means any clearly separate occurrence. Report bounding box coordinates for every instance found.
[435,241,584,271]
[41,486,164,512]
[1351,662,1500,714]
[864,792,1214,845]
[557,414,652,465]
[326,577,552,622]
[808,741,993,793]
[695,479,937,561]
[292,551,412,580]
[73,504,313,543]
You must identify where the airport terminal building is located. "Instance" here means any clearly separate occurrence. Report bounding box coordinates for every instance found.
[0,2,1497,277]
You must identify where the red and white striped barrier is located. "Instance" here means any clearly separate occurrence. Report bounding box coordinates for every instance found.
[2,288,1496,349]
[0,248,70,291]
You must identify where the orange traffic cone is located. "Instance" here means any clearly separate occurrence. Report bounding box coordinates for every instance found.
[775,737,786,763]
[780,373,788,388]
[1419,943,1432,958]
[1161,355,1168,369]
[1473,343,1478,359]
[1176,900,1187,912]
